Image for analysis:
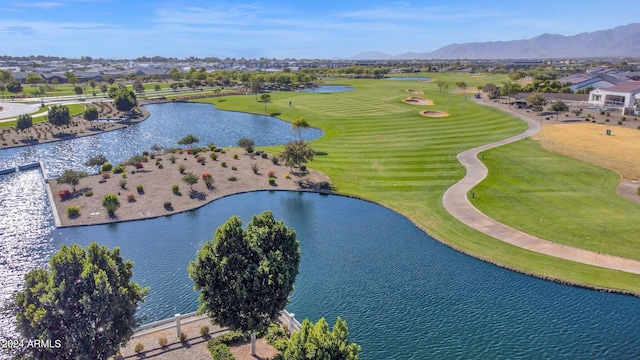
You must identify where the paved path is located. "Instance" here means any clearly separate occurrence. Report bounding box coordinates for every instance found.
[442,101,640,274]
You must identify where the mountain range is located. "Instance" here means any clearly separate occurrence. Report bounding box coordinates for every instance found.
[349,23,640,60]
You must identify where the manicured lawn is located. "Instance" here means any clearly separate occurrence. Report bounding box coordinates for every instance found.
[188,73,640,293]
[0,103,85,128]
[471,138,640,259]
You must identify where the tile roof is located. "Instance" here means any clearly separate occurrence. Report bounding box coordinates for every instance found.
[604,80,640,93]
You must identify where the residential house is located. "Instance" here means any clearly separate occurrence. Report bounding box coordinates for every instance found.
[588,80,640,115]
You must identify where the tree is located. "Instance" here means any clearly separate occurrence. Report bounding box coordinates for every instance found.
[16,114,33,130]
[102,194,120,215]
[437,81,448,97]
[88,79,97,94]
[250,75,264,100]
[133,79,145,93]
[169,67,181,81]
[549,100,569,121]
[283,317,361,360]
[83,105,99,121]
[237,137,255,153]
[26,72,42,88]
[57,169,88,191]
[112,89,137,112]
[48,104,70,129]
[7,80,22,93]
[456,81,468,98]
[280,140,315,173]
[260,93,271,113]
[64,71,78,86]
[177,133,200,146]
[182,172,199,191]
[74,86,84,95]
[291,117,310,140]
[85,154,108,167]
[9,242,147,360]
[188,211,300,356]
[526,93,547,115]
[481,83,499,99]
[154,84,161,91]
[0,69,15,86]
[500,82,521,107]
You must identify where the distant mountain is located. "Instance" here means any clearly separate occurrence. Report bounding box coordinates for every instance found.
[349,51,394,60]
[352,23,640,60]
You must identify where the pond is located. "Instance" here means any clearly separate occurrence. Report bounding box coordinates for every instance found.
[0,102,323,177]
[295,85,354,93]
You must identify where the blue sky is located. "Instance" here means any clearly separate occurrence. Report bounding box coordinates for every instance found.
[0,0,638,59]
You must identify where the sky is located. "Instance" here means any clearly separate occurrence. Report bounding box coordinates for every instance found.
[0,0,638,59]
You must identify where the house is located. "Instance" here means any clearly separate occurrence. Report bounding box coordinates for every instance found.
[588,80,640,115]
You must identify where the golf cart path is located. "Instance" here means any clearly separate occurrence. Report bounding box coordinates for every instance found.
[442,101,640,275]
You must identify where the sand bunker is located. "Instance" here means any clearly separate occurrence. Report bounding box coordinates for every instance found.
[406,89,424,95]
[420,110,449,118]
[403,97,433,105]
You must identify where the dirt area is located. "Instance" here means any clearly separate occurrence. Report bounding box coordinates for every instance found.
[49,148,331,227]
[420,110,449,117]
[0,103,149,149]
[402,96,433,105]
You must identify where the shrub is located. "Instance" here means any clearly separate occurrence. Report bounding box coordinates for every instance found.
[268,177,276,185]
[200,326,210,337]
[606,111,611,116]
[100,162,113,172]
[135,162,144,170]
[172,184,180,194]
[127,193,136,202]
[158,164,163,169]
[622,117,627,122]
[119,179,127,189]
[227,176,237,181]
[66,205,80,218]
[134,342,144,354]
[221,162,227,168]
[600,110,605,115]
[233,154,239,160]
[164,201,172,209]
[84,191,93,197]
[197,155,206,164]
[300,165,307,172]
[209,152,218,161]
[285,173,291,179]
[605,119,610,122]
[102,194,120,215]
[121,171,127,178]
[179,164,186,174]
[231,166,237,170]
[58,190,72,200]
[178,331,187,342]
[208,143,217,151]
[209,344,234,360]
[271,155,279,165]
[136,185,144,193]
[169,154,177,163]
[261,153,268,159]
[267,170,276,178]
[101,171,111,179]
[252,164,259,174]
[158,337,168,348]
[155,159,161,166]
[113,165,125,174]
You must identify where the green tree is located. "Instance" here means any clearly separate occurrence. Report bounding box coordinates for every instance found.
[456,81,468,98]
[83,105,99,121]
[133,78,145,93]
[481,83,500,99]
[177,133,200,146]
[0,69,15,86]
[7,80,22,93]
[64,70,78,86]
[280,140,315,173]
[526,93,547,115]
[549,100,569,121]
[74,86,84,95]
[16,114,33,130]
[57,169,88,191]
[237,137,255,153]
[500,82,522,107]
[102,193,120,215]
[113,89,137,112]
[48,104,70,129]
[85,154,108,167]
[154,84,161,91]
[88,79,97,94]
[291,117,310,140]
[9,242,147,360]
[26,72,42,89]
[260,93,271,113]
[284,317,361,360]
[182,172,198,190]
[188,211,300,356]
[169,67,181,81]
[250,75,264,100]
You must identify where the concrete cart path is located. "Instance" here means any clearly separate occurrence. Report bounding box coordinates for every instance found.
[442,101,640,275]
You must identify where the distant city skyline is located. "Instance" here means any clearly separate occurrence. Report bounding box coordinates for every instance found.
[0,0,638,59]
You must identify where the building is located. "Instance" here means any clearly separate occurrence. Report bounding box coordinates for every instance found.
[588,80,640,115]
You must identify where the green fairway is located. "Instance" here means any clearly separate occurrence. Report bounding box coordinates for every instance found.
[193,73,640,294]
[0,103,85,128]
[472,138,640,259]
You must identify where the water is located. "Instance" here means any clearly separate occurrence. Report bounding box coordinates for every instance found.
[295,85,354,93]
[0,102,323,177]
[384,76,433,81]
[1,103,640,358]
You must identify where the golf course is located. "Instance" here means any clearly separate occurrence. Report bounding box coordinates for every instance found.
[196,72,640,294]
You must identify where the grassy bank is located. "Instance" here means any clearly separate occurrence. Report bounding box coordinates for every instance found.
[472,138,640,259]
[195,73,640,293]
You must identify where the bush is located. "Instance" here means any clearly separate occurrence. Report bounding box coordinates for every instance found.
[267,170,276,178]
[227,176,237,181]
[269,177,276,185]
[197,155,206,164]
[101,171,111,179]
[209,344,234,360]
[119,179,127,189]
[233,154,239,160]
[58,190,72,200]
[231,166,237,170]
[84,191,93,197]
[221,162,227,168]
[135,162,144,170]
[265,324,288,351]
[169,154,177,163]
[285,173,291,179]
[155,159,161,166]
[158,337,168,348]
[172,184,180,194]
[252,164,259,174]
[178,331,187,342]
[136,185,143,193]
[127,193,136,202]
[113,165,125,174]
[66,205,80,218]
[271,155,279,165]
[261,153,268,159]
[202,173,214,189]
[121,171,127,178]
[164,201,172,209]
[134,342,144,354]
[200,326,210,337]
[210,152,218,161]
[300,165,307,172]
[102,194,120,215]
[179,165,186,174]
[100,162,113,172]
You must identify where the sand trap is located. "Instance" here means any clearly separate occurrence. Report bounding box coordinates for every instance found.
[402,97,433,105]
[406,89,424,95]
[533,123,640,179]
[420,110,449,118]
